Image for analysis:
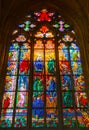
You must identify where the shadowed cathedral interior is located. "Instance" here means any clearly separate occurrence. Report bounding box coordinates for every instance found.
[0,0,89,130]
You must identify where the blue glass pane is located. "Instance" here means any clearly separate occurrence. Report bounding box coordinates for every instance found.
[18,76,29,91]
[32,95,44,108]
[70,43,79,50]
[34,61,44,72]
[21,43,30,49]
[9,43,19,50]
[46,76,57,91]
[60,75,72,90]
[32,109,44,127]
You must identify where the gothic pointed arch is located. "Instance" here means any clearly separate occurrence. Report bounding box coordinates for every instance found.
[0,9,89,129]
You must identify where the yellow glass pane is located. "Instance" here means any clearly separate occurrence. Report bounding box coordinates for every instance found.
[45,50,55,61]
[34,50,44,61]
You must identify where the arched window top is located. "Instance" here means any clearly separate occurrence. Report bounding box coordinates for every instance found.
[12,9,74,38]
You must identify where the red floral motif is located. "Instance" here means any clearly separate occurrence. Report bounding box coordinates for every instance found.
[36,9,53,21]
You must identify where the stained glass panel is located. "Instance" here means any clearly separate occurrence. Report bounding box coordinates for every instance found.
[73,75,85,91]
[7,61,18,75]
[75,92,88,108]
[2,92,15,108]
[63,108,76,128]
[32,109,44,127]
[1,9,89,129]
[70,49,80,61]
[45,40,55,49]
[33,76,44,91]
[5,76,17,91]
[0,109,13,127]
[14,109,27,127]
[46,76,57,91]
[16,92,28,108]
[18,76,29,91]
[71,62,82,75]
[77,109,89,127]
[59,49,69,61]
[16,35,26,42]
[59,61,71,75]
[46,109,58,127]
[8,50,19,61]
[46,94,57,108]
[60,75,72,91]
[34,50,44,61]
[34,40,44,49]
[62,92,73,108]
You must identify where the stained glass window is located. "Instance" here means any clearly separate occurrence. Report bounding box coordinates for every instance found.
[0,9,89,129]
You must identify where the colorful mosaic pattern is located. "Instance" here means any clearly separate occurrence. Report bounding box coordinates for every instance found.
[0,43,30,127]
[32,39,58,127]
[0,9,89,129]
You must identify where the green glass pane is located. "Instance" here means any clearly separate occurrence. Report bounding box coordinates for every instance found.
[62,92,73,107]
[33,76,44,91]
[70,49,80,61]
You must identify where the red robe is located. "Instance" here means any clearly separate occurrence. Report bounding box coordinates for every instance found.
[20,60,30,74]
